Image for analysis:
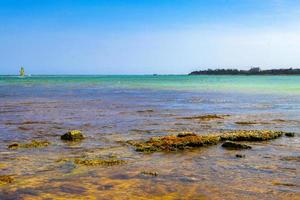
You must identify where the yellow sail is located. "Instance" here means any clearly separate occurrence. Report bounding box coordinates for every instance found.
[20,67,25,76]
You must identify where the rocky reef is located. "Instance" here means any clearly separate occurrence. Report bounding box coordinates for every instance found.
[219,130,284,141]
[128,133,220,152]
[128,130,289,152]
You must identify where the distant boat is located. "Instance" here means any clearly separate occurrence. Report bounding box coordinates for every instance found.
[19,67,25,77]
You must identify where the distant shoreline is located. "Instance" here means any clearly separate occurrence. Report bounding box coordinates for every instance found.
[189,68,300,75]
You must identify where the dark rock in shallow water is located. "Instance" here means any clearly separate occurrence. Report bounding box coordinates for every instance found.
[222,142,252,150]
[285,132,295,137]
[236,154,246,158]
[141,171,159,176]
[61,130,84,141]
[8,143,19,149]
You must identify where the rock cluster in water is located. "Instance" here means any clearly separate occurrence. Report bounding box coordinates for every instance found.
[128,130,289,152]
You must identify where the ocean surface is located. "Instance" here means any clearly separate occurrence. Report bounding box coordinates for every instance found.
[0,75,299,199]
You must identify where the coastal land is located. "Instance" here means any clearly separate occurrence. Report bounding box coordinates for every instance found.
[189,67,300,75]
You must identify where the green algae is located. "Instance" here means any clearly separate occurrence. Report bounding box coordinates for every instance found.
[74,158,127,166]
[61,130,84,141]
[129,130,290,152]
[141,171,159,176]
[0,163,7,169]
[272,181,297,187]
[235,121,271,125]
[235,121,259,125]
[280,156,300,162]
[179,114,230,121]
[8,140,50,149]
[130,129,152,134]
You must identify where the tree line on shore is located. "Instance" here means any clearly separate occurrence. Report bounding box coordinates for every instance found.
[189,67,300,75]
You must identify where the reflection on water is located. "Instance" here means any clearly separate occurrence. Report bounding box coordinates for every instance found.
[0,76,299,199]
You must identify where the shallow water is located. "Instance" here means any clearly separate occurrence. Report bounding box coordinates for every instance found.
[0,75,299,199]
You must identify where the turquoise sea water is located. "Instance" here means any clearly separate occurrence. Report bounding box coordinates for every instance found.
[1,75,300,95]
[0,75,299,199]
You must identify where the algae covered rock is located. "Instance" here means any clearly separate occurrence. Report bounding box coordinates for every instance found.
[235,121,258,125]
[128,130,290,153]
[285,132,295,137]
[8,143,19,149]
[180,114,230,121]
[8,140,50,149]
[133,133,221,152]
[280,156,300,162]
[61,130,84,141]
[222,142,252,150]
[74,158,126,166]
[220,130,284,141]
[141,171,158,176]
[0,175,14,186]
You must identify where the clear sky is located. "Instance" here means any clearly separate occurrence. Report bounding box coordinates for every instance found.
[1,0,300,74]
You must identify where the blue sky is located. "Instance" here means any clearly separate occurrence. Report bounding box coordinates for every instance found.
[1,0,300,74]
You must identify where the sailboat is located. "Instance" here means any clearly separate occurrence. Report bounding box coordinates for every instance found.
[19,67,25,77]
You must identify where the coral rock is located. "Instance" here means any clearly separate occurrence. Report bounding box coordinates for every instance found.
[61,130,84,141]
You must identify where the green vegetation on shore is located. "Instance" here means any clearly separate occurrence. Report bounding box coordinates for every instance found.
[189,67,300,75]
